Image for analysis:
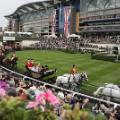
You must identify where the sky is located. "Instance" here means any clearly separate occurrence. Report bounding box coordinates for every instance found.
[0,0,43,28]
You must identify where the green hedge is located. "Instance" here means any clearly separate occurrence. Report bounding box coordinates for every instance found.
[61,49,77,54]
[91,53,120,62]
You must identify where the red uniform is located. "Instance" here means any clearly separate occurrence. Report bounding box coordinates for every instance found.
[26,62,33,68]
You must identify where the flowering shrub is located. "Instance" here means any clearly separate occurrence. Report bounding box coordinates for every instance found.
[26,89,60,110]
[0,97,57,120]
[0,97,107,120]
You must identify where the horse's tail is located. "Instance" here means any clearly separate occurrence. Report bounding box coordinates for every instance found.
[93,87,104,96]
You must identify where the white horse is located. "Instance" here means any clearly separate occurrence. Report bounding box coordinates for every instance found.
[94,83,120,103]
[56,72,88,86]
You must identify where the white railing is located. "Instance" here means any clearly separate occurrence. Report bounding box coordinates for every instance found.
[0,65,120,108]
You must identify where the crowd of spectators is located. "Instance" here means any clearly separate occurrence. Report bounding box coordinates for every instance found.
[0,70,119,120]
[31,37,80,51]
[0,46,6,65]
[82,36,120,44]
[30,35,120,53]
[0,37,120,119]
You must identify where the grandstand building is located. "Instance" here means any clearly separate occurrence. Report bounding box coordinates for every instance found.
[5,0,120,39]
[79,0,120,37]
[5,0,80,37]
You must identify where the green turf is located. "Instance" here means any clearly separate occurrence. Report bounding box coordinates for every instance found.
[8,50,120,93]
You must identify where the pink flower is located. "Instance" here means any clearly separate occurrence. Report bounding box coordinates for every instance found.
[45,90,60,106]
[36,93,46,105]
[0,87,6,97]
[26,89,60,109]
[26,101,39,109]
[36,90,60,106]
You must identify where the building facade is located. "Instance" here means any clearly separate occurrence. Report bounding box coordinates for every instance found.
[5,0,80,37]
[5,0,120,37]
[79,0,120,36]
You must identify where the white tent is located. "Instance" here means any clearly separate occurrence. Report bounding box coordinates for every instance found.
[4,31,15,34]
[49,34,57,38]
[67,34,80,39]
[43,35,49,38]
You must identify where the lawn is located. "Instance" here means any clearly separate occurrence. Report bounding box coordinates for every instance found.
[8,50,120,93]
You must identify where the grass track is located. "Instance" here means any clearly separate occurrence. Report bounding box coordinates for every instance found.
[9,50,120,92]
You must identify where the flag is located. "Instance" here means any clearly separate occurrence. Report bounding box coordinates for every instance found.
[59,6,64,33]
[51,10,56,34]
[64,7,71,37]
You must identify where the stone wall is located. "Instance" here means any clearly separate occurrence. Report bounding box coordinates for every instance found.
[20,40,39,47]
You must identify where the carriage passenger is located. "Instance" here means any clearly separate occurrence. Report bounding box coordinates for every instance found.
[29,63,42,73]
[31,59,34,67]
[25,59,34,69]
[0,51,5,65]
[10,52,18,70]
[11,52,16,61]
[25,59,30,68]
[29,64,38,73]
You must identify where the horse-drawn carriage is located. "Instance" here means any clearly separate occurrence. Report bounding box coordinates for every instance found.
[94,83,120,103]
[25,66,57,83]
[2,57,18,70]
[56,72,88,92]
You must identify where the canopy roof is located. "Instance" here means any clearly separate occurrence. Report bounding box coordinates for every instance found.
[67,34,80,39]
[5,0,54,18]
[5,0,72,18]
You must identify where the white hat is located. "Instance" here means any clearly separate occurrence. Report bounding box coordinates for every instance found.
[58,92,64,100]
[30,86,37,91]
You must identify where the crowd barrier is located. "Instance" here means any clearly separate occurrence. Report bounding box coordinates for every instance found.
[0,65,120,108]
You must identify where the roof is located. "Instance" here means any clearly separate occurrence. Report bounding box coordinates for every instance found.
[5,0,73,18]
[5,0,55,18]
